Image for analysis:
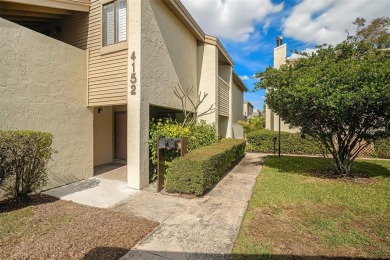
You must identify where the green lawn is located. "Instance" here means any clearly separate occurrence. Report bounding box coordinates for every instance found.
[233,156,390,259]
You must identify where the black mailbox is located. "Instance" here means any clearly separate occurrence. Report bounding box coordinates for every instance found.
[168,139,177,149]
[158,138,181,150]
[158,139,168,149]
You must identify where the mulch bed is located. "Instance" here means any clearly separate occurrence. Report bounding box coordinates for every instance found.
[0,194,158,260]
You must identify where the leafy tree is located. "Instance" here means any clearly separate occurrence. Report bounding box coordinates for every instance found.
[255,34,390,177]
[352,17,390,49]
[238,116,265,134]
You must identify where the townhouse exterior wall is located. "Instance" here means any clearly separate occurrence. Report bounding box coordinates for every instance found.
[0,18,93,189]
[58,0,128,106]
[0,0,248,191]
[243,101,253,118]
[197,43,219,125]
[232,81,244,124]
[142,0,198,110]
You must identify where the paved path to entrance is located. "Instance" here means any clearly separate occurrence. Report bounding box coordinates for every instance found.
[117,153,264,260]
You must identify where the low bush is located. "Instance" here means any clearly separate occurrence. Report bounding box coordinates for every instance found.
[0,130,54,199]
[148,119,219,180]
[373,138,390,159]
[238,116,265,134]
[246,129,322,155]
[166,139,246,196]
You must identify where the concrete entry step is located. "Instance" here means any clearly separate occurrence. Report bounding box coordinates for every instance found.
[94,163,127,182]
[43,177,138,208]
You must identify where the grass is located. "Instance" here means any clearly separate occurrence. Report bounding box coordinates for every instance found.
[232,156,390,259]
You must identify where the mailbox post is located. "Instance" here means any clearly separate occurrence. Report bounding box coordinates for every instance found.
[157,137,188,192]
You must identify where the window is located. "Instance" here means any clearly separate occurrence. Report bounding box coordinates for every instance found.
[103,0,127,46]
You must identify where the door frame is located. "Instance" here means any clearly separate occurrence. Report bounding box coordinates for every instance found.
[114,111,127,160]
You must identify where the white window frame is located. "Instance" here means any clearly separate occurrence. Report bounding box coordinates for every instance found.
[102,0,127,47]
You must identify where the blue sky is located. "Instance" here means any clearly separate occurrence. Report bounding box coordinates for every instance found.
[181,0,390,111]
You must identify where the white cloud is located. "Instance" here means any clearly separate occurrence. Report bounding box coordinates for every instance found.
[282,0,390,45]
[301,48,317,54]
[181,0,283,42]
[239,75,250,80]
[287,53,305,60]
[262,18,272,34]
[287,47,317,59]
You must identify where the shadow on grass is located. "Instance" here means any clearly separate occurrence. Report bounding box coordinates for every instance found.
[265,156,390,179]
[352,160,390,178]
[83,247,129,260]
[102,248,385,260]
[0,194,58,214]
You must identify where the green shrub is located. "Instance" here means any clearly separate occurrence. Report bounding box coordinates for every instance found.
[0,130,54,199]
[166,139,246,196]
[238,116,265,134]
[373,138,390,159]
[246,129,322,155]
[148,119,219,180]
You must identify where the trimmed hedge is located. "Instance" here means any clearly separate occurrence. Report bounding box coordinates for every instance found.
[373,138,390,159]
[166,138,246,196]
[246,129,322,155]
[149,119,219,180]
[0,130,54,199]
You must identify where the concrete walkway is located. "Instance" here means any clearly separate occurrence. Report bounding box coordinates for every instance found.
[117,153,264,260]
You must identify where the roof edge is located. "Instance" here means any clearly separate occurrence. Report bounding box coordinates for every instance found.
[162,1,234,66]
[0,0,90,12]
[274,43,287,50]
[244,101,254,107]
[233,71,248,92]
[161,0,205,41]
[205,35,234,66]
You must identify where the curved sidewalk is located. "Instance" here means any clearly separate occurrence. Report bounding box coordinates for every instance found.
[118,153,264,260]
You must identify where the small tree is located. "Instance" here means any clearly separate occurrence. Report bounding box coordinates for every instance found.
[173,84,215,126]
[255,37,390,177]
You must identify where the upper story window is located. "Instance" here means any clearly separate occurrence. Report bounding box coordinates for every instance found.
[103,0,127,46]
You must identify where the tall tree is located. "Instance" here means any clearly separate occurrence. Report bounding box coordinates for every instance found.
[256,19,390,177]
[352,17,390,49]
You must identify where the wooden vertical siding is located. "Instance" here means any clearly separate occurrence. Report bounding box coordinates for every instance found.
[58,0,128,106]
[218,77,229,117]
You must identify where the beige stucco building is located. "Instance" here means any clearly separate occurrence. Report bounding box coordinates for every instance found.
[0,0,247,190]
[265,39,299,133]
[243,101,254,119]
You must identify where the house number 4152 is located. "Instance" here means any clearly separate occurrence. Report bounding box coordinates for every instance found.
[130,51,137,95]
